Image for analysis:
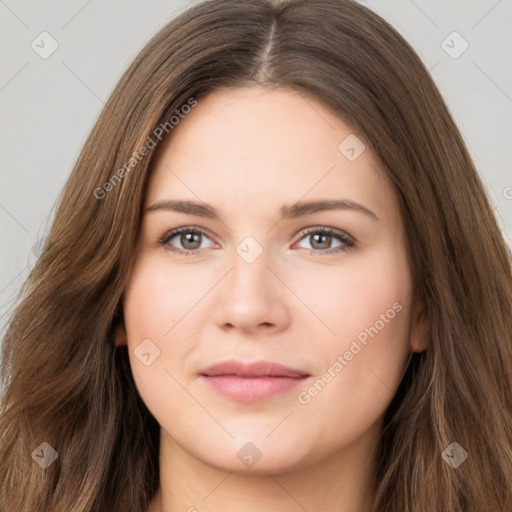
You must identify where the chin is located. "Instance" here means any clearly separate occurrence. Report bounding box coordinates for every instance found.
[186,434,316,476]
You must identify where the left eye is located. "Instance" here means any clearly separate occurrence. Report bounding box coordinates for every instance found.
[294,227,354,253]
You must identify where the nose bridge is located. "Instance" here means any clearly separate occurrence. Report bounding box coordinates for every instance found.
[228,235,272,298]
[212,233,289,332]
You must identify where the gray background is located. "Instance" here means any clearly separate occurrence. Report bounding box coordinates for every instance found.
[1,0,511,338]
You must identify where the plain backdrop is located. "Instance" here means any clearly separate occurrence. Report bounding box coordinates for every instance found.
[1,0,511,339]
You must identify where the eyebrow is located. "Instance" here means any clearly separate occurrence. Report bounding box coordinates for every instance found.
[146,199,379,222]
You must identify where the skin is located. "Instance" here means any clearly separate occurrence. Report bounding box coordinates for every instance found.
[115,86,429,512]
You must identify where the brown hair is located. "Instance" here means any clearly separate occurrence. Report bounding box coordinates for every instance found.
[1,0,511,510]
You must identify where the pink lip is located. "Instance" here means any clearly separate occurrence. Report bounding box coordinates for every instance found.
[199,360,310,402]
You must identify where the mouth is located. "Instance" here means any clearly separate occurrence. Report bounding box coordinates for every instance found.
[199,360,311,402]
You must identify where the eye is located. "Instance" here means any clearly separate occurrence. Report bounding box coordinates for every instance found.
[159,225,355,257]
[159,227,216,255]
[294,226,355,254]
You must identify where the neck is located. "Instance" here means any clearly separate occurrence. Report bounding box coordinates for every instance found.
[148,423,380,512]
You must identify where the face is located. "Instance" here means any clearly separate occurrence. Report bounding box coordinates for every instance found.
[117,86,427,474]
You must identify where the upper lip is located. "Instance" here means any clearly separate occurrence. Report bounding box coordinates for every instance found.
[199,360,309,378]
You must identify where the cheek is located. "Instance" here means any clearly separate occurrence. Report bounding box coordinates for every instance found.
[292,297,411,455]
[123,252,211,344]
[295,243,411,346]
[294,244,412,415]
[122,256,199,416]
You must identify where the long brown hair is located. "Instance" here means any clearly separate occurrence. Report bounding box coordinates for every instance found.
[1,1,511,510]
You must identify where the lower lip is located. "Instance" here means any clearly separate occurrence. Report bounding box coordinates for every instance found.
[200,375,309,401]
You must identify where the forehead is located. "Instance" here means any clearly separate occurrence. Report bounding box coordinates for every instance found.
[146,86,397,223]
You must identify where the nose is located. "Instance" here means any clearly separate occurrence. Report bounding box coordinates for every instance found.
[212,245,291,335]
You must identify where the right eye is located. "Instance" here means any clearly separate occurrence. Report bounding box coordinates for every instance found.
[159,227,217,256]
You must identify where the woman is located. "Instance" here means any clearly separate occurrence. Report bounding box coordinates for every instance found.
[1,0,511,511]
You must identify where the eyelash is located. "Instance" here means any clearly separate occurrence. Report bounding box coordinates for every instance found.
[158,226,356,257]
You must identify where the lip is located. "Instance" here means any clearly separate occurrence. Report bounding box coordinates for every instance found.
[199,360,310,402]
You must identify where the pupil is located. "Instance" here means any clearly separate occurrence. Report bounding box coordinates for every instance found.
[181,232,201,249]
[311,233,331,250]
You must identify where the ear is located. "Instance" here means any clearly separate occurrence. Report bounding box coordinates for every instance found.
[409,296,430,353]
[114,320,128,346]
